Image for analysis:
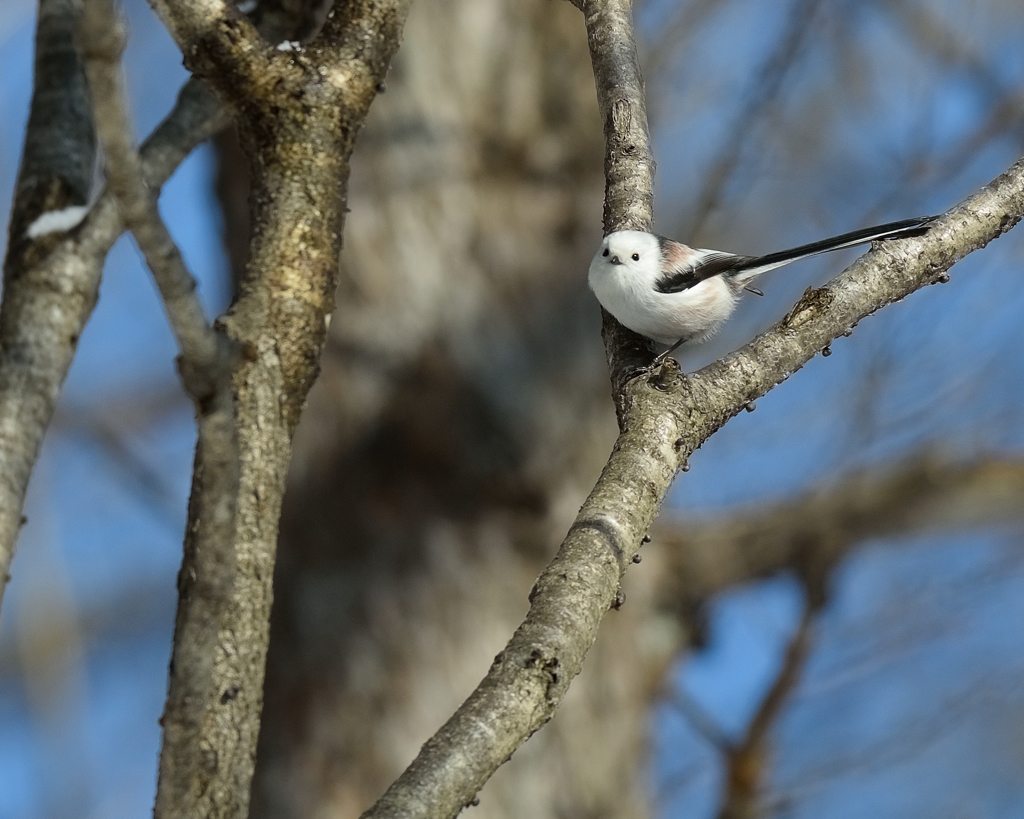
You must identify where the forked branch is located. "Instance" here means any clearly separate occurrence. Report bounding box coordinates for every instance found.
[79,3,242,814]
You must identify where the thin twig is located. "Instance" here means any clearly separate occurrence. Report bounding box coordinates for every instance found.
[667,687,734,753]
[686,0,824,240]
[80,0,230,402]
[717,599,817,819]
[79,2,240,814]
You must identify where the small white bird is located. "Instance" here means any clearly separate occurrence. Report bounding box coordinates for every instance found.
[589,216,936,363]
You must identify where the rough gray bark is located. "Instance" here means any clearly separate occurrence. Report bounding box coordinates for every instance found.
[0,75,227,611]
[79,4,243,816]
[0,0,324,616]
[4,0,95,274]
[357,0,1024,816]
[0,0,96,609]
[140,2,413,816]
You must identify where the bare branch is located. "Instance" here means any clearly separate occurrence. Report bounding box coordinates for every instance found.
[4,0,95,275]
[0,0,96,606]
[78,3,242,815]
[145,0,269,82]
[129,1,413,815]
[80,0,229,402]
[144,0,325,116]
[654,452,1024,619]
[0,77,226,612]
[666,687,734,753]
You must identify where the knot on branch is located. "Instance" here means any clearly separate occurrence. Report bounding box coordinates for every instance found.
[176,333,241,414]
[783,286,835,330]
[610,98,632,137]
[523,647,562,701]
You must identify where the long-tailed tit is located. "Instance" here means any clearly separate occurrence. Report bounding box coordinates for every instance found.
[589,216,936,364]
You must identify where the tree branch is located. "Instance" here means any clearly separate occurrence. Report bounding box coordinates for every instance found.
[0,76,227,612]
[81,1,231,402]
[78,4,242,815]
[146,0,263,75]
[142,1,412,816]
[357,0,1024,815]
[583,0,660,395]
[654,451,1024,624]
[4,0,95,276]
[0,0,96,606]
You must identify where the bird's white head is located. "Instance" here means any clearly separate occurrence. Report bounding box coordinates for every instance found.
[588,230,662,290]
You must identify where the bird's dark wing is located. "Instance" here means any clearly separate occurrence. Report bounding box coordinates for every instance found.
[655,246,754,294]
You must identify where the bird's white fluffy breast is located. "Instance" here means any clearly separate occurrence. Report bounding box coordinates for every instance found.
[588,231,738,344]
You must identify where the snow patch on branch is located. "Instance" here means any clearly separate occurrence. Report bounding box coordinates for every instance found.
[275,40,300,52]
[26,206,90,239]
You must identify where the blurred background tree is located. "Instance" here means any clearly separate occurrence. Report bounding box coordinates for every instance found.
[2,0,1024,818]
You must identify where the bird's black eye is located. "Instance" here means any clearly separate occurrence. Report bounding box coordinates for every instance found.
[631,253,640,261]
[602,248,609,257]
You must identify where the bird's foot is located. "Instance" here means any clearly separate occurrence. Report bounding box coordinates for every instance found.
[623,356,682,390]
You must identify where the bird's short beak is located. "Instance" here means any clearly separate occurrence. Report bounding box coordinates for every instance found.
[610,255,621,265]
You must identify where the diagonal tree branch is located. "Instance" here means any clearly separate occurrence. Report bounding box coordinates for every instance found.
[78,4,243,815]
[4,0,95,276]
[357,0,1024,816]
[80,0,232,402]
[0,0,96,609]
[0,75,227,613]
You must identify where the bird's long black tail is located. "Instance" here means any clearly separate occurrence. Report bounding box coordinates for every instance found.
[728,215,937,285]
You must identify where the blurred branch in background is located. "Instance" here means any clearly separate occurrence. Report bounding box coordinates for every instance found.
[717,597,818,819]
[654,448,1024,818]
[684,0,824,240]
[654,450,1024,634]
